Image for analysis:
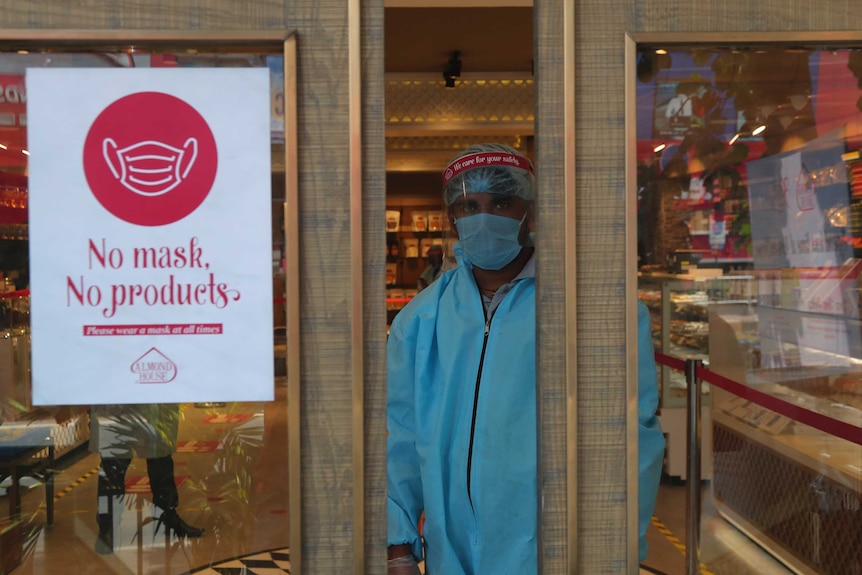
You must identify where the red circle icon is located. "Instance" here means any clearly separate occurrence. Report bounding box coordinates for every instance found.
[83,92,218,226]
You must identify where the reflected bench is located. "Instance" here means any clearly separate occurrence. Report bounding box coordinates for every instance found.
[0,425,55,525]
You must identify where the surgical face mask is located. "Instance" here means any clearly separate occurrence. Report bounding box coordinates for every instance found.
[103,137,199,197]
[454,212,525,270]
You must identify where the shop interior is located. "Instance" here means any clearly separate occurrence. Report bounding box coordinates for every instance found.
[636,43,862,575]
[4,10,859,575]
[383,7,534,326]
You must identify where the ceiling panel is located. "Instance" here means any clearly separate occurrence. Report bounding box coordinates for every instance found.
[385,7,533,74]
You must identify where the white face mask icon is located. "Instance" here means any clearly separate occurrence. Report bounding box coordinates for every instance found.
[103,138,198,197]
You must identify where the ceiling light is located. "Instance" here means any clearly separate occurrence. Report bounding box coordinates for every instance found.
[752,124,767,136]
[729,133,740,145]
[21,149,29,156]
[655,49,668,55]
[0,143,6,150]
[653,143,666,153]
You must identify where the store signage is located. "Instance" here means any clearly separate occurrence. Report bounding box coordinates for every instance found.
[27,68,274,405]
[0,74,27,169]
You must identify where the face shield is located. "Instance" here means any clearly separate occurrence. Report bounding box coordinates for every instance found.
[441,145,535,270]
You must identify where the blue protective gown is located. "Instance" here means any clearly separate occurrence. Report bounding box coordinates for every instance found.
[387,254,664,573]
[637,299,665,561]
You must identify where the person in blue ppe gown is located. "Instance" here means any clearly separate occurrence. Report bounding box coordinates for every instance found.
[386,143,664,574]
[638,299,665,563]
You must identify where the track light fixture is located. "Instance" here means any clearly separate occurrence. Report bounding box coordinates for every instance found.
[443,50,462,89]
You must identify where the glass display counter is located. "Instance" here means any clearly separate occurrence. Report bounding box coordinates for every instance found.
[707,269,862,575]
[639,273,710,408]
[638,272,757,479]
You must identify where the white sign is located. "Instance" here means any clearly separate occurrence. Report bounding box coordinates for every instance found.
[27,68,274,405]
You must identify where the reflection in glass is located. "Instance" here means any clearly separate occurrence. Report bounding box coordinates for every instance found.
[636,43,862,574]
[90,404,203,555]
[0,46,289,574]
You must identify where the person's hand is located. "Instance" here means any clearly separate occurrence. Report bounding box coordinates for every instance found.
[387,554,421,575]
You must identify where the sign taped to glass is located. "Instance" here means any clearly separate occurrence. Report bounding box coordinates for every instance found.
[27,68,274,405]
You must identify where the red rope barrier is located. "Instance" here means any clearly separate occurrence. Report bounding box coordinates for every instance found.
[654,352,686,374]
[654,351,862,447]
[0,288,28,299]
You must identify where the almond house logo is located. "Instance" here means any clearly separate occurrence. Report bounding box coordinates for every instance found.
[131,347,177,384]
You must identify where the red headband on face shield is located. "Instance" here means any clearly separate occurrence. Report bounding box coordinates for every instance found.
[441,151,534,186]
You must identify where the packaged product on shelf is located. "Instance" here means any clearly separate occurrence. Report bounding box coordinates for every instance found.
[403,237,419,258]
[386,263,398,285]
[428,211,443,231]
[419,238,434,258]
[386,209,401,232]
[411,210,428,232]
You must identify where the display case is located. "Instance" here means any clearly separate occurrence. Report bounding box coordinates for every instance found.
[638,272,712,479]
[0,291,90,457]
[638,272,758,479]
[638,272,713,408]
[711,368,862,575]
[708,270,862,575]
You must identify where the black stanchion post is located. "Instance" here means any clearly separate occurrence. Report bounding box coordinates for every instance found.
[685,358,702,575]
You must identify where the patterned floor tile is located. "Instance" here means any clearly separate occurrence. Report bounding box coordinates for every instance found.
[185,548,290,574]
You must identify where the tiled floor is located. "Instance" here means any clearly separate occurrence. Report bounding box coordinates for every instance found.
[184,549,291,574]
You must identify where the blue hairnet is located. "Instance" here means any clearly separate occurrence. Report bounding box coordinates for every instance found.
[442,143,535,206]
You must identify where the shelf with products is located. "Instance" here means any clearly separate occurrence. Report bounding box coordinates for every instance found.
[0,190,28,242]
[385,199,452,323]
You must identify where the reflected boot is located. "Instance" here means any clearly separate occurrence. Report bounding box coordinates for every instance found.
[156,508,205,538]
[95,513,113,554]
[95,457,130,555]
[148,455,204,538]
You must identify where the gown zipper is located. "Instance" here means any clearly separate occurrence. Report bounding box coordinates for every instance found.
[466,315,492,510]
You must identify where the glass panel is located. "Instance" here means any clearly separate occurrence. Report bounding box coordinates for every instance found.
[636,42,862,574]
[0,45,290,574]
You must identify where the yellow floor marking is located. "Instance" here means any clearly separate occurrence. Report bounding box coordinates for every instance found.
[651,515,715,575]
[54,466,101,502]
[35,466,100,514]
